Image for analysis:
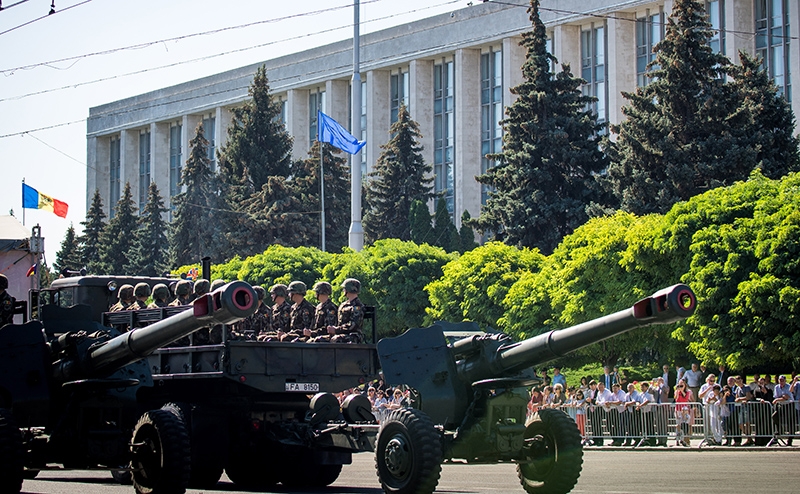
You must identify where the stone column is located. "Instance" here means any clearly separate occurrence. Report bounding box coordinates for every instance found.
[503,36,525,107]
[286,88,309,160]
[454,48,482,227]
[120,129,138,203]
[607,12,636,126]
[216,106,232,150]
[326,79,350,125]
[151,122,170,208]
[725,0,754,64]
[409,59,434,185]
[88,136,110,212]
[366,70,390,174]
[553,24,581,75]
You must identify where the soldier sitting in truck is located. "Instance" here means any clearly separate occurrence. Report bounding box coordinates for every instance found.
[168,280,193,307]
[304,281,338,340]
[234,285,270,340]
[109,284,135,312]
[127,283,152,310]
[256,284,291,341]
[282,281,315,342]
[312,278,364,343]
[147,284,170,308]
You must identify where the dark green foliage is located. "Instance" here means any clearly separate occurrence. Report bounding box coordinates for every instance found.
[54,224,82,275]
[458,210,478,253]
[126,182,169,277]
[409,200,434,245]
[431,197,459,253]
[98,183,138,274]
[472,0,607,254]
[78,189,106,274]
[170,123,221,267]
[234,245,333,289]
[364,104,434,243]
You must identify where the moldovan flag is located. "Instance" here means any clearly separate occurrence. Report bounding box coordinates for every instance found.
[22,183,68,218]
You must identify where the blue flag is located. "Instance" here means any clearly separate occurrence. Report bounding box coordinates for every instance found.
[317,111,366,155]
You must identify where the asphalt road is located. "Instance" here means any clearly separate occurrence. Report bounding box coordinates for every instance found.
[21,449,800,494]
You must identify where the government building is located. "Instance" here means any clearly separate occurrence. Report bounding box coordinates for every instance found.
[86,0,799,228]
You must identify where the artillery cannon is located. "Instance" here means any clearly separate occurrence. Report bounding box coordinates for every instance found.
[374,284,696,494]
[0,281,257,494]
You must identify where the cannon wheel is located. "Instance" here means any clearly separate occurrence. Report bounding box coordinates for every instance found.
[517,408,583,494]
[130,409,191,494]
[375,408,442,494]
[0,408,24,494]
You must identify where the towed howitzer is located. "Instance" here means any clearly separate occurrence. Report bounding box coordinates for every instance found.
[374,284,696,494]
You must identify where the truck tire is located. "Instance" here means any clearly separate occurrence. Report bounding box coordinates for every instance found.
[130,409,191,494]
[375,408,442,494]
[160,403,224,489]
[0,408,24,494]
[517,408,583,494]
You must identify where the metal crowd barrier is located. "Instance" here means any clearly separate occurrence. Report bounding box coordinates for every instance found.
[556,400,798,447]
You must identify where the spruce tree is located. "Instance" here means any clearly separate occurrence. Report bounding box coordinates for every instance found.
[171,123,220,267]
[98,182,137,274]
[409,200,434,245]
[432,197,460,253]
[364,104,434,243]
[604,0,738,215]
[126,182,169,276]
[54,224,82,275]
[471,0,607,254]
[79,189,106,274]
[458,210,478,253]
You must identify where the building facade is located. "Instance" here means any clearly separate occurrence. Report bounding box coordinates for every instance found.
[86,0,799,227]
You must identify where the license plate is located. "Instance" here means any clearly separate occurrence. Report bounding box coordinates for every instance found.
[285,382,320,392]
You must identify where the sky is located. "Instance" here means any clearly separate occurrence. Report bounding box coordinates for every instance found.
[0,0,469,262]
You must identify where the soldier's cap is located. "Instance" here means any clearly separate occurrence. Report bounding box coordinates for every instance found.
[0,273,8,290]
[210,279,226,291]
[312,281,332,296]
[341,278,361,294]
[287,281,307,295]
[194,278,210,295]
[175,279,192,296]
[118,284,134,299]
[270,283,289,299]
[252,286,266,300]
[152,283,170,300]
[134,282,152,298]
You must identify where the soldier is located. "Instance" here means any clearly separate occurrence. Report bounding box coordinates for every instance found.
[235,286,271,340]
[147,283,170,309]
[109,284,135,312]
[256,284,291,341]
[306,281,338,341]
[194,279,210,299]
[210,279,226,291]
[282,281,315,342]
[0,274,16,326]
[127,283,151,310]
[169,280,193,306]
[324,278,365,344]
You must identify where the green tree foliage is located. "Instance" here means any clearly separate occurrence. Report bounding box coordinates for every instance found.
[126,182,169,276]
[364,104,434,243]
[170,123,221,267]
[426,242,544,329]
[431,197,460,252]
[54,223,82,275]
[235,244,333,289]
[291,142,351,252]
[98,182,137,274]
[409,200,434,245]
[458,210,478,253]
[78,189,106,274]
[472,0,607,254]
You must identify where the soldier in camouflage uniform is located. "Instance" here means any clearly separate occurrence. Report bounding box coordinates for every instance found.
[109,284,135,312]
[210,279,226,291]
[168,280,193,306]
[317,278,364,344]
[281,281,316,342]
[147,284,170,309]
[0,274,16,326]
[306,281,338,340]
[256,284,291,341]
[234,286,270,340]
[127,283,151,310]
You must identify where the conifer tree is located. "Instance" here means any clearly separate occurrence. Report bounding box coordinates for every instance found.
[364,104,434,243]
[98,182,137,274]
[604,0,741,215]
[432,197,460,253]
[171,123,220,267]
[54,224,82,275]
[79,189,106,274]
[126,182,169,276]
[458,210,478,253]
[472,0,607,254]
[409,200,434,245]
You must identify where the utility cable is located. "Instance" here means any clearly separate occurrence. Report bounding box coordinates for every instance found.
[0,0,93,36]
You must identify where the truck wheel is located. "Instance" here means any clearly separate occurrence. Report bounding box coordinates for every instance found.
[111,468,132,484]
[0,408,24,494]
[517,408,583,494]
[161,403,224,489]
[375,408,442,494]
[130,409,191,494]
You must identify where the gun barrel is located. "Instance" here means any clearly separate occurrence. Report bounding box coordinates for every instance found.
[88,281,256,375]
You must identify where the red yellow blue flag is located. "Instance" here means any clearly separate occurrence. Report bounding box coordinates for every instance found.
[22,183,68,218]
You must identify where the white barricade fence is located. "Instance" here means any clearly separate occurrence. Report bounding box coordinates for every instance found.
[770,400,798,446]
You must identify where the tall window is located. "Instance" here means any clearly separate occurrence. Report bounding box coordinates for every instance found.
[581,24,608,123]
[481,48,503,206]
[756,0,792,101]
[138,130,151,212]
[309,90,326,148]
[109,136,120,217]
[636,10,664,86]
[390,70,409,124]
[706,0,725,54]
[434,60,455,214]
[202,116,216,171]
[169,124,182,217]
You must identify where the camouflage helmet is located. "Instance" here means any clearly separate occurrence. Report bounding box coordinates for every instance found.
[0,274,8,290]
[194,279,210,296]
[210,279,226,291]
[175,279,192,297]
[253,285,266,301]
[118,284,134,300]
[269,283,289,299]
[312,281,332,296]
[134,282,152,298]
[287,281,307,296]
[152,283,170,301]
[341,278,361,294]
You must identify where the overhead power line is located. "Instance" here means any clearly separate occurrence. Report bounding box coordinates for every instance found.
[0,0,93,36]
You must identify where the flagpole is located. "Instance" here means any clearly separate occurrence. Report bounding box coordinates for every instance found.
[320,141,326,252]
[22,178,25,226]
[349,0,364,251]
